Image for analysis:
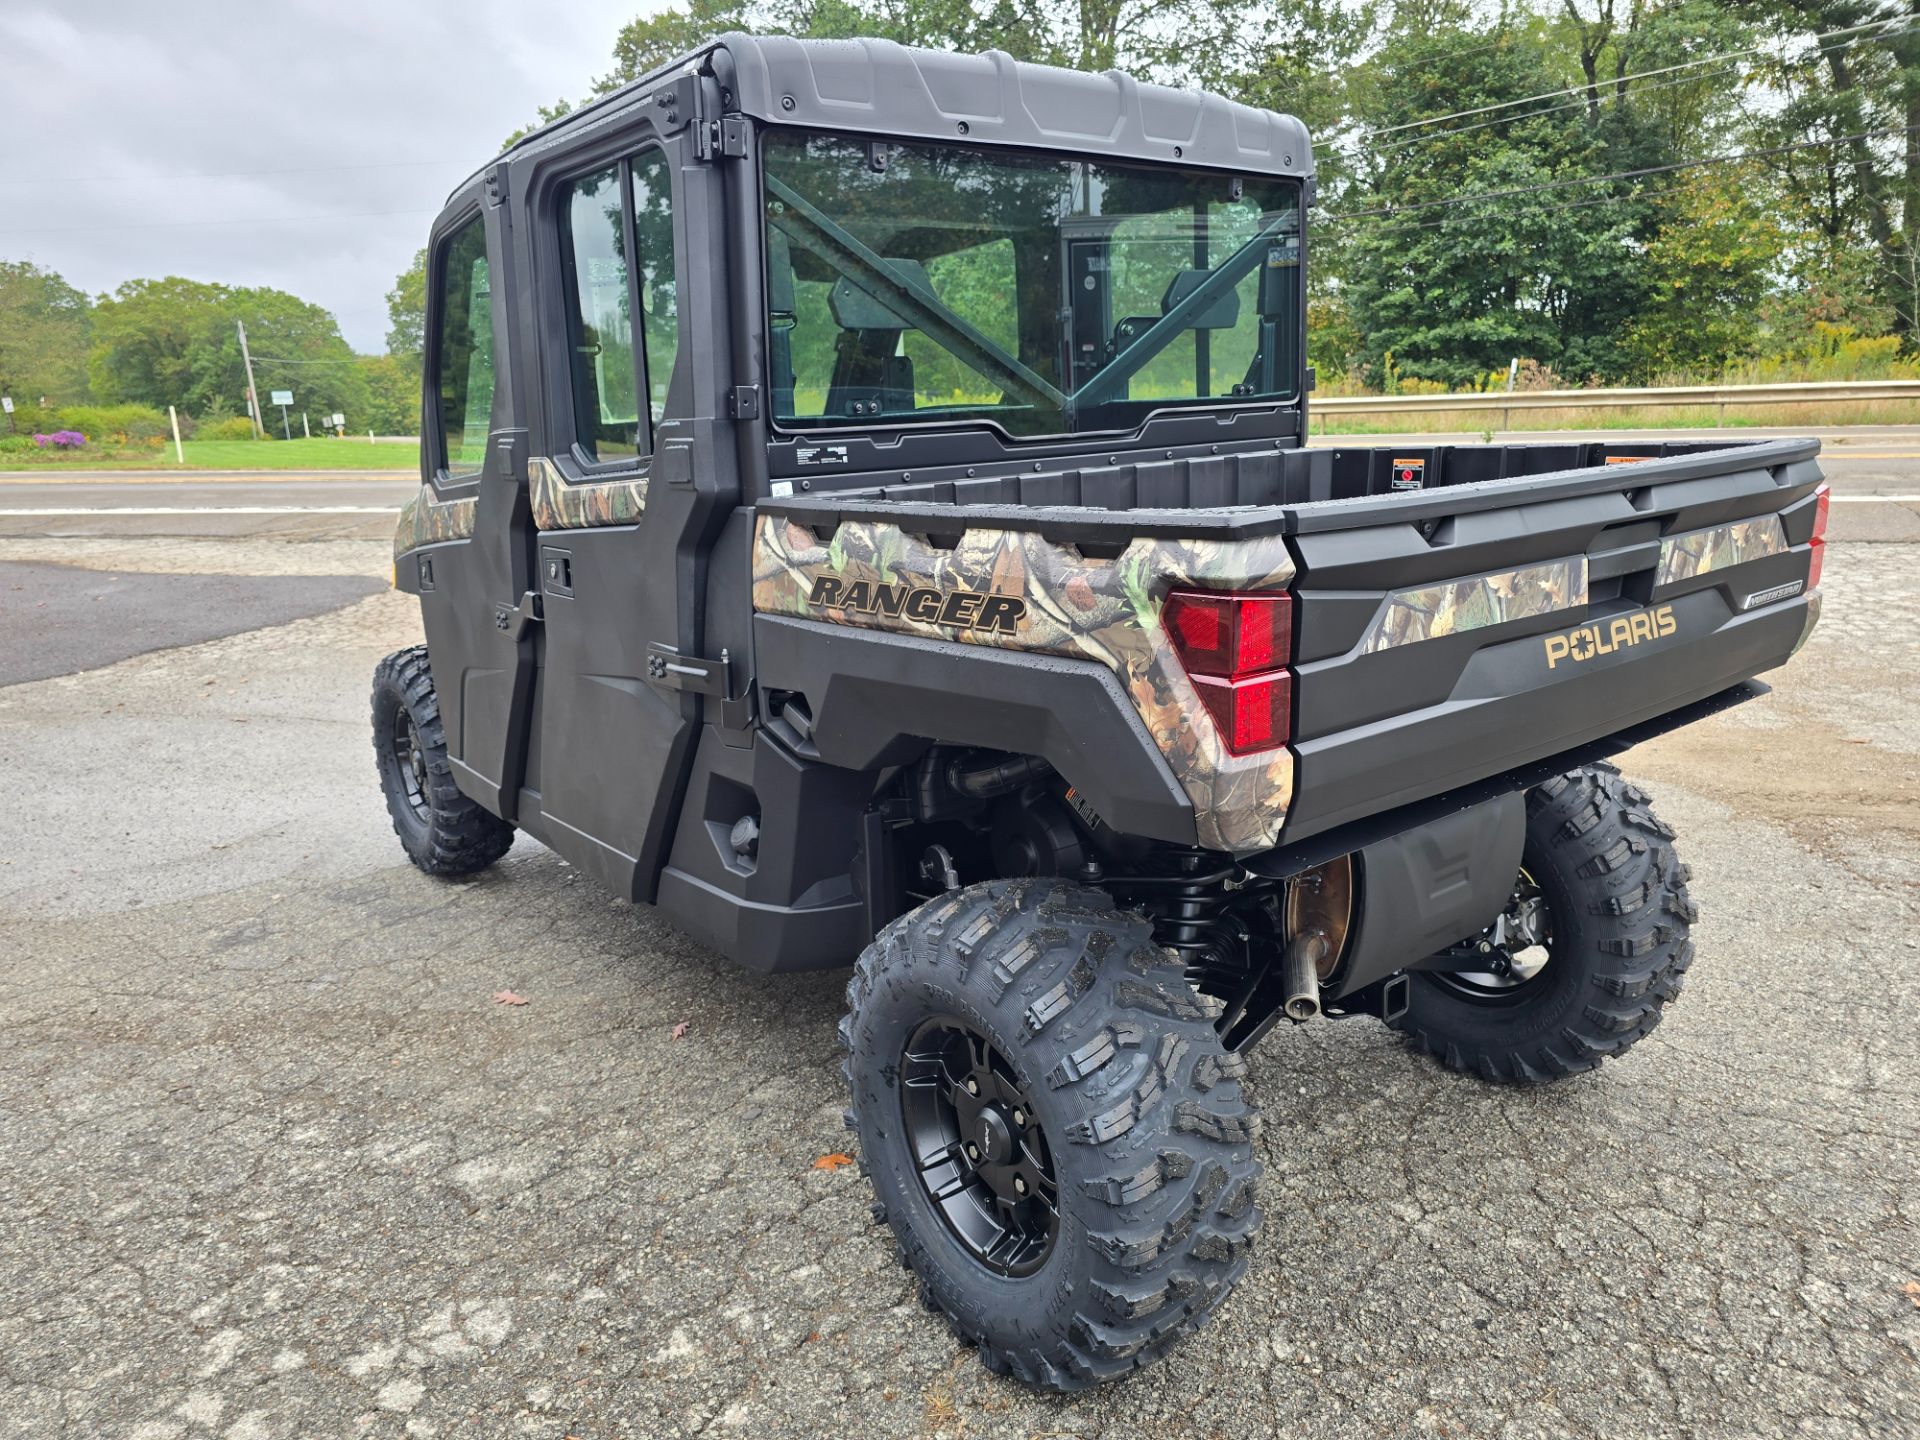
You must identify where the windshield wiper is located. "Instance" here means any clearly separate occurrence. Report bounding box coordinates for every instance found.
[764,174,1067,416]
[1071,214,1293,409]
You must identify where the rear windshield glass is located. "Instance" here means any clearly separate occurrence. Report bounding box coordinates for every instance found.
[762,130,1300,439]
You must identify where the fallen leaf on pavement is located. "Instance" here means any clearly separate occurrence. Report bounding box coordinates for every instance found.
[670,1020,690,1040]
[813,1152,854,1172]
[492,990,529,1006]
[1903,1281,1920,1308]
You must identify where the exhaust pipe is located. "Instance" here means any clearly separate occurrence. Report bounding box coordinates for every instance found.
[1281,930,1329,1021]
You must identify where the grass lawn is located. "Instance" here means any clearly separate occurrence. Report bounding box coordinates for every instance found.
[1312,399,1920,435]
[0,438,421,472]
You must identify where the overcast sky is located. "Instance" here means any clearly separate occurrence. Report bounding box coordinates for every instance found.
[1,0,657,351]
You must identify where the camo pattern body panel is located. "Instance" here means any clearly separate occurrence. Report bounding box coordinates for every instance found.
[753,511,1297,853]
[1657,514,1787,586]
[1360,556,1589,654]
[530,455,650,531]
[393,484,476,560]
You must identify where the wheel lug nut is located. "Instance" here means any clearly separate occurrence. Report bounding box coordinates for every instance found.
[965,1143,980,1161]
[965,1078,979,1096]
[1013,1175,1027,1195]
[1012,1109,1025,1127]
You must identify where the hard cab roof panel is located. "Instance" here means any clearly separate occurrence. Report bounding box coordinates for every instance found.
[460,34,1315,202]
[718,33,1315,178]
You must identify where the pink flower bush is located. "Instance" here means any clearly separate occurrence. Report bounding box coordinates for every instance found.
[32,431,87,449]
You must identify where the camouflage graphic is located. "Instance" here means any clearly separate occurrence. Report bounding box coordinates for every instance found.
[530,454,649,531]
[393,484,476,560]
[1657,515,1787,586]
[753,511,1297,854]
[1360,557,1588,654]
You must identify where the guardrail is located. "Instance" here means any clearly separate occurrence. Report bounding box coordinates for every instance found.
[1313,378,1920,424]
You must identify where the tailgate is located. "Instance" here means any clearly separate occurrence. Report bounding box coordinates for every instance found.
[1280,440,1825,844]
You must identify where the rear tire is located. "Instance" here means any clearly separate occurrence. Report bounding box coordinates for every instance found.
[839,879,1262,1392]
[1392,763,1696,1084]
[371,645,514,876]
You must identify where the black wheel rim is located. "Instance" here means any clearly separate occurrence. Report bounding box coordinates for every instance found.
[1430,866,1555,1003]
[390,707,431,824]
[900,1017,1059,1278]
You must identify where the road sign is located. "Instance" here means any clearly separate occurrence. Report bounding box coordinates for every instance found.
[331,412,345,427]
[270,389,294,406]
[1,396,13,414]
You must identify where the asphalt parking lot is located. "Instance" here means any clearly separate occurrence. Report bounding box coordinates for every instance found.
[0,456,1915,1438]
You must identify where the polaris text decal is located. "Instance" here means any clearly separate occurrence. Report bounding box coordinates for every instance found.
[806,575,1028,634]
[1543,604,1677,670]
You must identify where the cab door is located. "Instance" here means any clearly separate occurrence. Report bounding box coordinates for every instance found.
[524,101,737,902]
[414,179,538,817]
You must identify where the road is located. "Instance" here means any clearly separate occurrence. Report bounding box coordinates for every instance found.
[0,446,1915,1438]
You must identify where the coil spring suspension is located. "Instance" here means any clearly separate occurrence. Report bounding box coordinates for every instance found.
[1139,851,1250,993]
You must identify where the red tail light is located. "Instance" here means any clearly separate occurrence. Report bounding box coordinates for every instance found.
[1808,482,1830,591]
[1163,590,1295,755]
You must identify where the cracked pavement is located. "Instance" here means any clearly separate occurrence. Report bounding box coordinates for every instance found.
[0,529,1915,1439]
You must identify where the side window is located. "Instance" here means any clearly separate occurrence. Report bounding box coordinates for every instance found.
[434,215,496,478]
[560,166,640,460]
[630,149,678,428]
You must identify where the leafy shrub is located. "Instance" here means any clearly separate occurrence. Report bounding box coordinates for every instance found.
[0,434,39,455]
[54,404,169,444]
[198,416,260,442]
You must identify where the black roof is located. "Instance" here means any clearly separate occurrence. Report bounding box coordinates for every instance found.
[461,33,1312,199]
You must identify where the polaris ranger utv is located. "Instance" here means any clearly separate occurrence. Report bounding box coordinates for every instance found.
[373,33,1829,1390]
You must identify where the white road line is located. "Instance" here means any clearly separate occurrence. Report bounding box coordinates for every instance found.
[0,505,399,516]
[1831,494,1920,502]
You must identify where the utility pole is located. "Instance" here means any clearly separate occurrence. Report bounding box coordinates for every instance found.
[236,320,264,441]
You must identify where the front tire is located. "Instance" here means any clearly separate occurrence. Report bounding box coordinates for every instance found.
[839,879,1262,1392]
[1393,763,1696,1083]
[371,646,514,876]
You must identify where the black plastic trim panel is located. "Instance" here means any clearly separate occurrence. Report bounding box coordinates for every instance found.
[759,437,1815,546]
[1242,679,1767,880]
[752,614,1197,844]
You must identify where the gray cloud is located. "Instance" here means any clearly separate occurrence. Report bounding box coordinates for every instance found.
[0,0,649,350]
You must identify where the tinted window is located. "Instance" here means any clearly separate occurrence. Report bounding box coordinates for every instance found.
[763,131,1300,438]
[434,215,495,477]
[631,149,678,427]
[560,166,640,460]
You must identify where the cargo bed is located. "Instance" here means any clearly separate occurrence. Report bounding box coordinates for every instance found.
[758,436,1825,850]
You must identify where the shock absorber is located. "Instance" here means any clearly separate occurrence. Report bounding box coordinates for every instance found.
[1139,850,1243,992]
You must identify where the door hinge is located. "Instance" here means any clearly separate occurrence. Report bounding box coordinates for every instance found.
[727,384,761,420]
[494,591,543,640]
[720,115,750,157]
[646,642,729,696]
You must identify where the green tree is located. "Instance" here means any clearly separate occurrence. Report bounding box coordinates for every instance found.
[1338,22,1661,387]
[0,260,93,407]
[1627,165,1782,375]
[386,249,428,359]
[1728,1,1920,340]
[89,277,370,428]
[358,352,422,435]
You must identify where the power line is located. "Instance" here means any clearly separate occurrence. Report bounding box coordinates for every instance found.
[1346,14,1909,146]
[1334,22,1920,162]
[1321,124,1919,224]
[0,208,435,236]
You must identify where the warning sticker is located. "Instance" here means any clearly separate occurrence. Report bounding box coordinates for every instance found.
[1389,457,1427,491]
